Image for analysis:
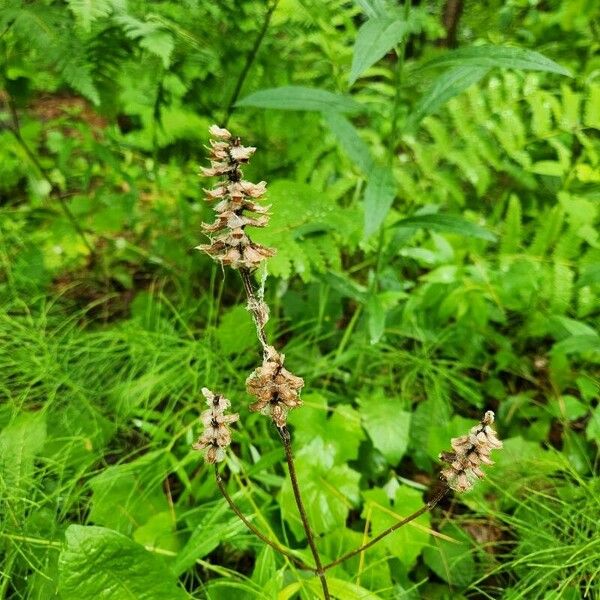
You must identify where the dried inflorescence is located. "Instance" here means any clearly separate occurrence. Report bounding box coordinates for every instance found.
[193,387,239,463]
[439,411,503,493]
[197,124,275,270]
[246,345,304,428]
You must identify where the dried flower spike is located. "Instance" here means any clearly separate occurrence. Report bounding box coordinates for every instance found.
[439,410,503,493]
[193,387,239,463]
[197,125,275,270]
[246,345,304,428]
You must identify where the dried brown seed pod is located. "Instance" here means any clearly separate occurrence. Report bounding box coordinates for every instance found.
[439,411,502,492]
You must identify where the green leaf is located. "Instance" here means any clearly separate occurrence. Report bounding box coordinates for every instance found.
[350,17,414,85]
[308,577,385,599]
[364,164,396,238]
[421,45,572,77]
[237,86,362,113]
[392,213,497,241]
[88,451,169,535]
[279,438,360,537]
[215,305,257,356]
[423,523,476,587]
[322,112,374,172]
[361,486,431,567]
[359,393,411,463]
[552,335,600,355]
[578,264,600,287]
[367,293,386,344]
[406,66,490,129]
[58,525,188,600]
[0,412,46,496]
[66,0,114,31]
[288,393,365,463]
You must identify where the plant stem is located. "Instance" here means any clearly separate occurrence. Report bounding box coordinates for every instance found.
[279,426,331,600]
[5,97,95,256]
[214,466,311,570]
[222,0,280,127]
[239,267,269,353]
[321,486,448,572]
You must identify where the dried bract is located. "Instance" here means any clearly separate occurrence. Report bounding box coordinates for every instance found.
[246,346,304,427]
[198,125,275,270]
[193,387,239,463]
[439,411,503,492]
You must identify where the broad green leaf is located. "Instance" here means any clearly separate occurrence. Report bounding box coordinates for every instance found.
[0,412,46,494]
[586,405,600,442]
[406,66,489,129]
[279,438,360,537]
[322,112,373,172]
[353,0,389,18]
[364,164,396,238]
[578,264,600,287]
[58,525,187,600]
[350,17,414,85]
[88,451,169,534]
[237,86,362,114]
[421,45,572,77]
[308,577,384,599]
[423,523,476,587]
[359,393,411,463]
[392,213,497,241]
[288,393,365,463]
[361,486,431,567]
[552,335,600,355]
[216,305,257,355]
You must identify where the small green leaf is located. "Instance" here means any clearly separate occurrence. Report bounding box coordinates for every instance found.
[364,164,396,238]
[58,525,188,600]
[406,66,489,129]
[322,112,373,172]
[215,305,257,355]
[552,335,600,355]
[237,86,362,114]
[350,17,415,85]
[360,393,411,464]
[421,45,572,77]
[392,213,497,241]
[367,293,386,344]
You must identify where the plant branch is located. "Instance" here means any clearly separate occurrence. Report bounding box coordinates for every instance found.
[5,96,95,256]
[279,426,331,600]
[222,0,280,127]
[214,466,311,570]
[322,485,449,572]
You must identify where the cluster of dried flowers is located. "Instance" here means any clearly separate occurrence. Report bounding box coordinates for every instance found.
[197,125,275,270]
[193,388,239,464]
[439,410,503,492]
[246,345,304,428]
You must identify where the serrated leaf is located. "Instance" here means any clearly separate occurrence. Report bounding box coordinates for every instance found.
[279,438,360,538]
[364,164,396,238]
[215,305,257,356]
[237,86,362,113]
[361,486,431,567]
[392,213,496,241]
[66,0,114,31]
[58,525,187,600]
[406,66,489,129]
[322,112,373,172]
[421,45,572,77]
[350,17,414,85]
[359,393,411,463]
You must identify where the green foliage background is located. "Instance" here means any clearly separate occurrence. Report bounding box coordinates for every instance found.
[1,0,599,598]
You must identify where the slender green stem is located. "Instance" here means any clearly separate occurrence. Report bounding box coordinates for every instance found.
[321,486,448,572]
[5,97,95,256]
[222,0,280,126]
[214,466,311,570]
[279,426,330,600]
